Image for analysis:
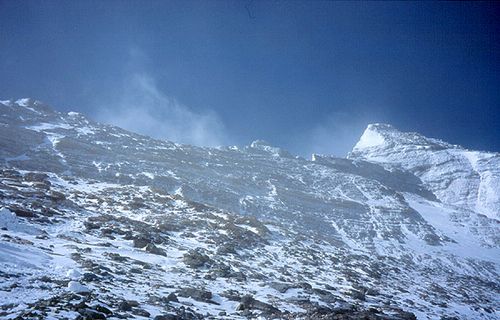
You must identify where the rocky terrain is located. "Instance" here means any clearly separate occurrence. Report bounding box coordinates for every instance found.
[0,98,498,319]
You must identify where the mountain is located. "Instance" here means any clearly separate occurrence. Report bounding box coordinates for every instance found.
[0,98,498,320]
[349,123,500,219]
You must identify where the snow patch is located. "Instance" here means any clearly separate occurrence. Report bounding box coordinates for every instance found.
[15,98,32,107]
[0,208,43,235]
[67,281,90,293]
[141,172,155,179]
[27,122,72,132]
[66,269,82,280]
[75,126,94,135]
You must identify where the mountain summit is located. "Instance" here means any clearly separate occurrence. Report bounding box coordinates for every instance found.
[350,123,500,219]
[0,99,498,319]
[352,123,455,151]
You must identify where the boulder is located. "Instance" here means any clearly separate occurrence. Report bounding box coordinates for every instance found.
[166,292,179,303]
[78,308,106,319]
[145,243,166,256]
[132,237,149,248]
[182,249,211,268]
[237,294,280,314]
[177,288,214,303]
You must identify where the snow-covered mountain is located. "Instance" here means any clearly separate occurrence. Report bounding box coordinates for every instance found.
[0,98,498,320]
[349,123,500,220]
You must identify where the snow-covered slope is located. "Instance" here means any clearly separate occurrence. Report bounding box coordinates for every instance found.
[0,99,498,320]
[349,123,500,220]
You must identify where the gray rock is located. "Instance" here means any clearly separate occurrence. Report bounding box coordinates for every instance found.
[132,237,149,248]
[237,294,280,314]
[270,282,293,293]
[131,307,150,317]
[182,249,211,268]
[78,308,106,319]
[145,243,166,256]
[94,305,113,315]
[166,292,179,303]
[118,301,132,312]
[177,288,214,303]
[154,315,179,320]
[107,253,128,262]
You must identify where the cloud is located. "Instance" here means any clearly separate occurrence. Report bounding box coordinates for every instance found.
[96,73,229,147]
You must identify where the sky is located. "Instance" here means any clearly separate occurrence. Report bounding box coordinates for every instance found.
[1,1,499,156]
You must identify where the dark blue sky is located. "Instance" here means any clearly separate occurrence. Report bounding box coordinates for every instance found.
[1,1,499,156]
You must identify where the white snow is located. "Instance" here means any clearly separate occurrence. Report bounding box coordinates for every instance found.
[461,150,500,219]
[0,107,498,319]
[75,126,94,135]
[0,208,43,235]
[27,122,72,132]
[353,125,386,150]
[462,150,481,170]
[350,125,500,219]
[66,269,82,280]
[14,98,42,114]
[67,281,90,293]
[250,140,285,157]
[0,242,51,269]
[141,172,155,179]
[15,98,31,107]
[405,195,500,263]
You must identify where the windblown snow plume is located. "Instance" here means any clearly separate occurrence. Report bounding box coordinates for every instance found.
[97,74,228,147]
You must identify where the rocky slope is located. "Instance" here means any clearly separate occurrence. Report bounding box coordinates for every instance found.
[0,99,498,319]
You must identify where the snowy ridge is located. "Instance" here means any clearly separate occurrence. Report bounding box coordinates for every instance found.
[0,99,498,319]
[350,123,500,219]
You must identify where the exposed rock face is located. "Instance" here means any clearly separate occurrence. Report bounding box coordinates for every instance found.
[0,99,498,319]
